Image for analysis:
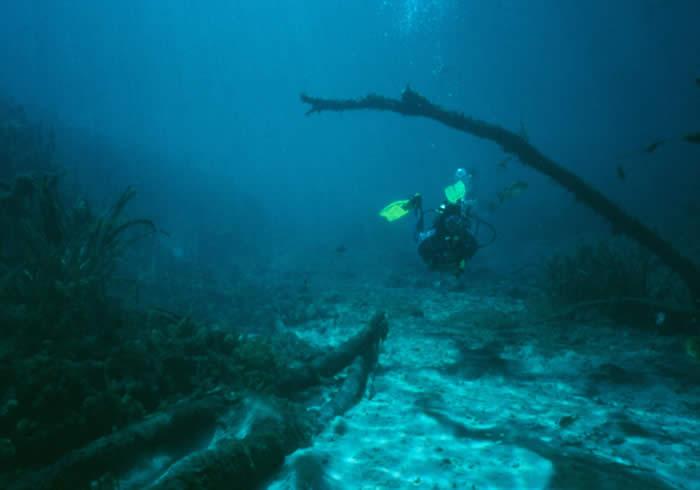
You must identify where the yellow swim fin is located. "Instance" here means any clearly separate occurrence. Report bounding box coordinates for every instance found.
[379,199,411,222]
[444,180,467,204]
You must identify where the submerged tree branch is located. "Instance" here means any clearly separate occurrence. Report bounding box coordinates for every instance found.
[12,313,389,490]
[277,311,389,395]
[300,88,700,308]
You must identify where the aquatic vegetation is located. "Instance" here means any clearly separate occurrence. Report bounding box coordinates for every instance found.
[537,239,691,325]
[0,304,290,480]
[4,310,387,489]
[0,170,383,485]
[0,175,158,469]
[0,174,155,343]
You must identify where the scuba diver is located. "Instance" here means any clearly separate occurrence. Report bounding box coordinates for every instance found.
[379,168,495,276]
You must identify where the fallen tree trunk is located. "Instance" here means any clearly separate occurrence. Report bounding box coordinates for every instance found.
[149,312,388,490]
[300,89,700,309]
[315,325,384,429]
[150,350,382,490]
[277,311,389,395]
[11,312,389,490]
[147,397,312,490]
[10,394,231,490]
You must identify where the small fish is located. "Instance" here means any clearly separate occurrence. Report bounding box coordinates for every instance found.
[644,140,665,153]
[696,77,700,88]
[616,165,626,180]
[497,180,528,204]
[683,132,700,144]
[335,245,347,255]
[655,311,666,327]
[498,156,513,169]
[171,246,185,259]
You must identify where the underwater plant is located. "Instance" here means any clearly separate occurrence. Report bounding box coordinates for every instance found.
[535,238,692,326]
[0,174,155,342]
[0,97,388,489]
[0,172,383,486]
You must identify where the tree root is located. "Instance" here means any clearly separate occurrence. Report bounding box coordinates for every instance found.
[148,350,381,490]
[148,312,388,490]
[10,394,230,490]
[10,312,389,490]
[277,311,389,395]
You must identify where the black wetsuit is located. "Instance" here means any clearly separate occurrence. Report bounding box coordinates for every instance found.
[415,203,478,275]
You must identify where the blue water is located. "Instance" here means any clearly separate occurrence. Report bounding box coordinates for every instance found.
[1,2,699,489]
[1,0,697,270]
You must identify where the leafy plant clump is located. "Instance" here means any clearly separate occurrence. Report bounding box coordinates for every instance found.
[0,174,155,345]
[1,307,288,477]
[0,106,326,485]
[536,238,691,325]
[0,177,325,482]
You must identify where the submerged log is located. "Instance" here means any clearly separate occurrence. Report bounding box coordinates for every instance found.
[149,351,382,490]
[149,312,388,490]
[277,311,389,395]
[11,312,389,490]
[10,394,230,490]
[147,397,312,490]
[300,89,700,309]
